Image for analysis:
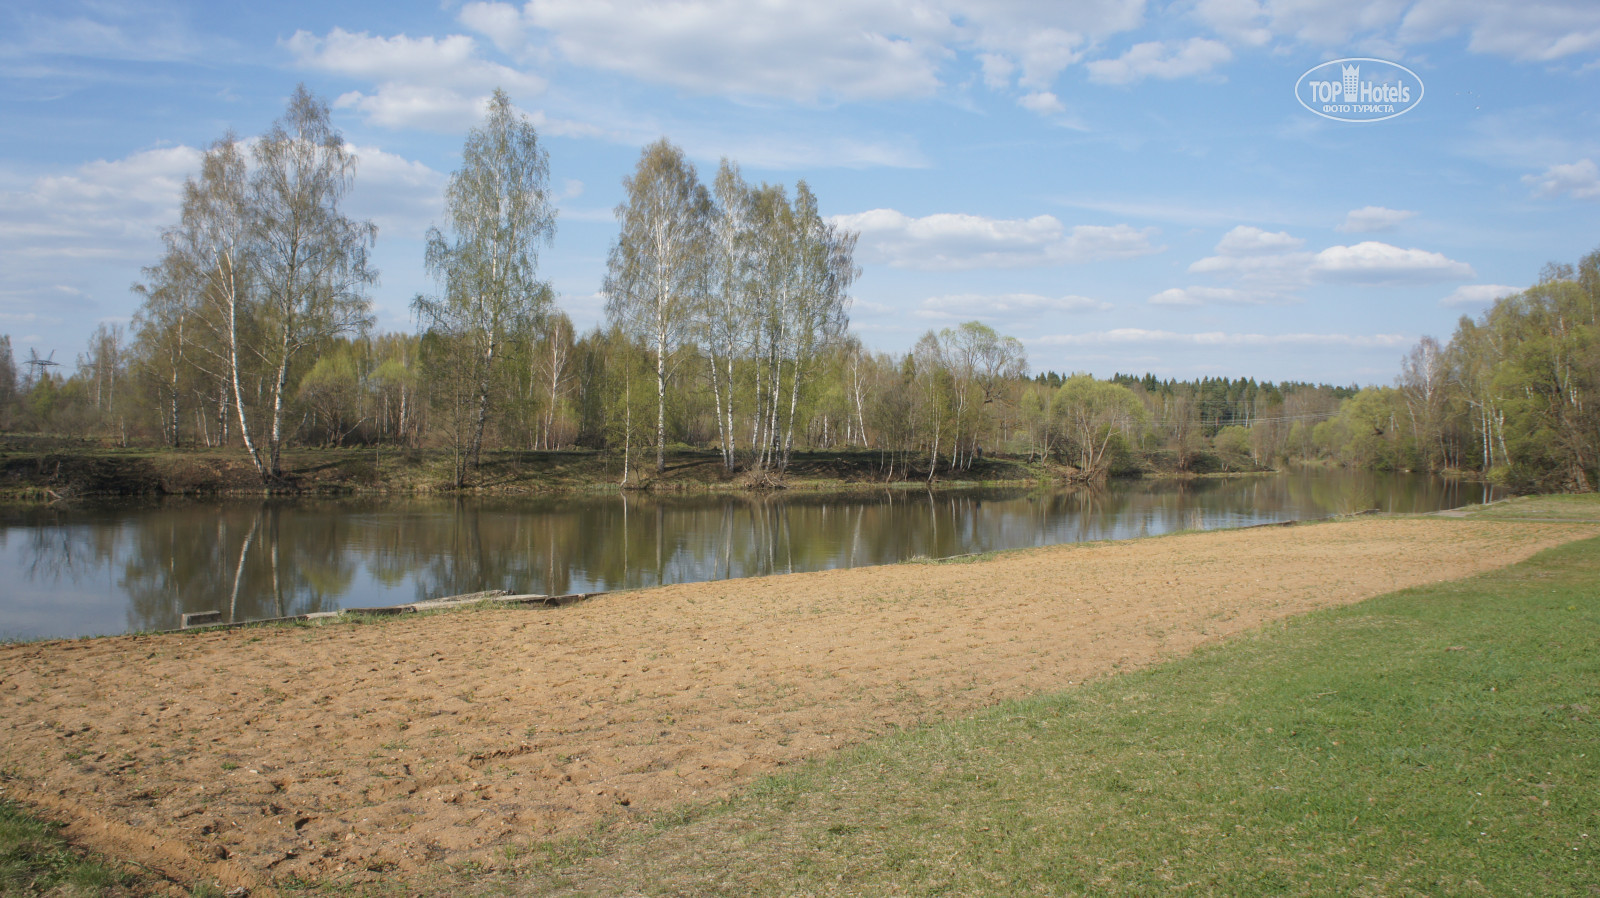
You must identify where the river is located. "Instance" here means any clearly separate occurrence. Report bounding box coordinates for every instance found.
[0,469,1501,640]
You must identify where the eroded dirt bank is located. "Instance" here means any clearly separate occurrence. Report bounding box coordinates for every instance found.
[1,517,1592,893]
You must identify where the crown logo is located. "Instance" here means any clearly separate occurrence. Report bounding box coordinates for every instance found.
[1342,64,1360,100]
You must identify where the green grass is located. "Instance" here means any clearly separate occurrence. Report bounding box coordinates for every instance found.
[1461,493,1600,522]
[493,534,1600,896]
[0,797,140,896]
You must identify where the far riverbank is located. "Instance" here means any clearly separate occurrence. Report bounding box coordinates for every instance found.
[0,441,1276,501]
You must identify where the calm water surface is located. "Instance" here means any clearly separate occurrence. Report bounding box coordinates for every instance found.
[0,470,1501,640]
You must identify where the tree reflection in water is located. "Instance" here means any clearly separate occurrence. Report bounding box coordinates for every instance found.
[0,470,1501,640]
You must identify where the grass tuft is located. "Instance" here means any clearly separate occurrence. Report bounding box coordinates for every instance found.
[0,798,139,896]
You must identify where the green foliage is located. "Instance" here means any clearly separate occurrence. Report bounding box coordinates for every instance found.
[1307,243,1600,490]
[1051,375,1147,474]
[1212,423,1251,456]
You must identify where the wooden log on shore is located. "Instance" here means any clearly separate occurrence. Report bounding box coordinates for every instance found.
[158,588,599,634]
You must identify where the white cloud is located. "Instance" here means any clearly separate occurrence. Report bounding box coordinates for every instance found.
[345,145,449,240]
[1031,329,1412,349]
[0,147,200,339]
[959,1,1147,88]
[833,209,1162,269]
[455,0,1148,103]
[1183,225,1473,293]
[1337,205,1416,232]
[1400,0,1600,62]
[1187,251,1313,288]
[1439,284,1523,307]
[0,147,198,258]
[1148,286,1293,306]
[479,0,950,103]
[1310,242,1475,284]
[1017,91,1066,115]
[921,292,1111,319]
[1184,226,1312,294]
[3,8,205,63]
[1192,0,1271,47]
[978,53,1015,89]
[1085,38,1232,85]
[459,1,533,56]
[1213,225,1304,255]
[1186,0,1600,63]
[286,28,545,131]
[1523,159,1600,200]
[1226,0,1411,47]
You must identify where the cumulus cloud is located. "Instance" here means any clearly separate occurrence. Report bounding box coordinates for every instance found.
[344,145,449,240]
[285,28,545,131]
[833,209,1162,269]
[1309,242,1475,284]
[1031,329,1412,349]
[1181,224,1474,297]
[1523,159,1600,200]
[1439,283,1523,307]
[1085,38,1232,85]
[0,146,201,344]
[1213,225,1304,255]
[920,292,1111,319]
[1183,226,1313,294]
[0,146,198,259]
[1167,225,1475,305]
[1337,205,1416,232]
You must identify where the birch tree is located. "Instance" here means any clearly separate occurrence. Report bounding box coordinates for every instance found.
[177,134,265,471]
[705,160,754,470]
[778,181,856,470]
[250,85,376,480]
[414,88,556,484]
[604,139,711,475]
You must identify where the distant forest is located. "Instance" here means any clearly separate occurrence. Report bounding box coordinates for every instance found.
[4,85,1598,492]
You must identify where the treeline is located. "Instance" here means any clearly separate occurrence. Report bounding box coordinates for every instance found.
[10,82,1598,491]
[0,84,1372,485]
[1309,246,1600,491]
[0,312,1360,484]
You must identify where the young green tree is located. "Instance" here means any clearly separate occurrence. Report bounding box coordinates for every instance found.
[414,89,556,483]
[1051,375,1147,477]
[604,139,712,474]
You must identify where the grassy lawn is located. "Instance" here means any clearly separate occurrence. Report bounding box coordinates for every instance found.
[495,531,1600,896]
[0,798,140,896]
[1463,493,1600,522]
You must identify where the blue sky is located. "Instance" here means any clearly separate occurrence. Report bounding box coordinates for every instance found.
[3,0,1599,384]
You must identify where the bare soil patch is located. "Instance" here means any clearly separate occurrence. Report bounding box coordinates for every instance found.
[1,517,1592,893]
